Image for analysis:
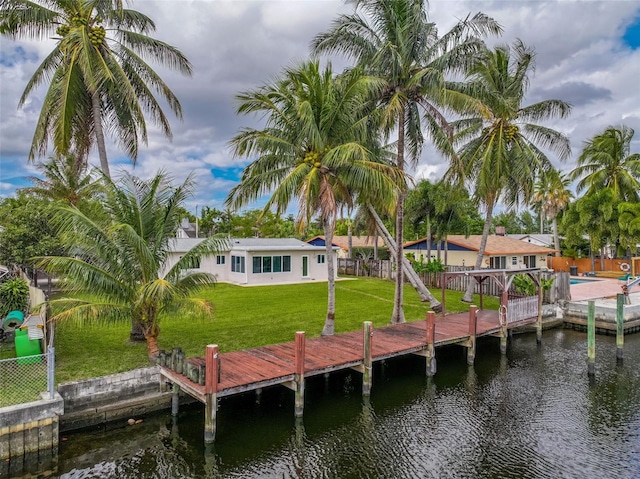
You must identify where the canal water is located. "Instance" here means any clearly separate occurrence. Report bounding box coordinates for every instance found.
[50,329,639,478]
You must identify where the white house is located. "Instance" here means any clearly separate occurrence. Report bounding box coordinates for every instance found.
[404,235,557,269]
[164,237,337,286]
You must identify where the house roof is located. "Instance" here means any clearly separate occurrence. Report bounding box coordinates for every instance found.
[229,238,328,252]
[306,235,385,251]
[404,235,557,255]
[508,233,556,246]
[169,237,328,253]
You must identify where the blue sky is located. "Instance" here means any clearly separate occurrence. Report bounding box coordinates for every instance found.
[1,0,639,215]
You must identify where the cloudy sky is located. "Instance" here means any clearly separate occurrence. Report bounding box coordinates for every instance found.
[1,0,639,215]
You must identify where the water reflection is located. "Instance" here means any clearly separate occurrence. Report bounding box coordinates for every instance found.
[33,330,640,478]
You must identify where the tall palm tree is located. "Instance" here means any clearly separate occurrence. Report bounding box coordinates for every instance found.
[226,61,404,336]
[313,0,501,323]
[570,125,640,202]
[0,0,191,178]
[22,154,100,206]
[447,40,571,302]
[532,168,572,256]
[37,171,226,359]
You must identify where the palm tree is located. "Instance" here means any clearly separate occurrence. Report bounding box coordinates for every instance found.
[618,201,640,255]
[570,125,640,202]
[226,61,404,336]
[532,169,572,256]
[313,0,501,323]
[562,188,617,272]
[21,154,100,206]
[37,171,226,359]
[447,40,571,302]
[0,0,191,178]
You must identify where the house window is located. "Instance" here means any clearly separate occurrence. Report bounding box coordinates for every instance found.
[523,255,536,267]
[252,257,262,274]
[317,254,326,264]
[490,256,506,269]
[231,255,245,273]
[273,256,282,272]
[512,256,518,266]
[252,255,291,274]
[216,255,225,265]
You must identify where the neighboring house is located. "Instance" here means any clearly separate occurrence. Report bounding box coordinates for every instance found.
[404,235,557,269]
[508,233,556,248]
[164,237,336,286]
[176,218,198,239]
[306,235,385,258]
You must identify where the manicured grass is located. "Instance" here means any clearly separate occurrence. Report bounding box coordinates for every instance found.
[53,277,498,384]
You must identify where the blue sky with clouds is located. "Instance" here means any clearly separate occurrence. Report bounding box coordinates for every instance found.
[1,0,639,215]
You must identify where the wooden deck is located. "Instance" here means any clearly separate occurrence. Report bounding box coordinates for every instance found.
[160,307,538,422]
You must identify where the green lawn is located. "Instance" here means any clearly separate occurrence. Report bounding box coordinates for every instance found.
[53,277,498,384]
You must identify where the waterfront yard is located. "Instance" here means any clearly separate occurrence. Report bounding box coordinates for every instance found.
[53,277,497,384]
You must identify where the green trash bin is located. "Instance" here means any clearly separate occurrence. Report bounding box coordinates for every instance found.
[15,328,42,364]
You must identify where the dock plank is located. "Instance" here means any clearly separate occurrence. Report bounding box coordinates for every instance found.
[160,309,539,402]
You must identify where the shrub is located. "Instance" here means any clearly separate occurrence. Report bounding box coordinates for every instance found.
[0,278,29,318]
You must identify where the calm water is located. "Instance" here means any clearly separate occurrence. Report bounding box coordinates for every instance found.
[49,329,640,478]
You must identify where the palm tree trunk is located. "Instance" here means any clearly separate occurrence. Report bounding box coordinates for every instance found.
[367,204,441,311]
[463,202,494,302]
[321,221,336,336]
[426,220,432,263]
[348,221,353,259]
[552,216,560,256]
[92,91,111,179]
[391,107,406,324]
[145,333,160,361]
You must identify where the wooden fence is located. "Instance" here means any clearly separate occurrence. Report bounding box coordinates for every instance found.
[337,258,570,303]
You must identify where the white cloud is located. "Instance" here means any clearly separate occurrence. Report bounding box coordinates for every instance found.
[1,0,639,215]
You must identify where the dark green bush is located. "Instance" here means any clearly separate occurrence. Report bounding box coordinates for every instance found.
[0,278,29,318]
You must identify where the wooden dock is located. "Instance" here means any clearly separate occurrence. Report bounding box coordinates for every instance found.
[159,304,540,442]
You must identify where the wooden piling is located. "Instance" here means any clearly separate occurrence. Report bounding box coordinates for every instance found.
[536,281,543,344]
[587,301,595,376]
[500,291,509,354]
[294,332,306,418]
[171,384,180,416]
[425,311,436,376]
[616,293,624,361]
[362,322,373,396]
[467,305,477,365]
[204,344,219,443]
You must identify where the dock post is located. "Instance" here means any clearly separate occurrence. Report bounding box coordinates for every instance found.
[467,305,477,365]
[204,344,219,443]
[616,293,624,361]
[294,332,306,418]
[362,322,373,396]
[500,291,509,354]
[171,383,180,416]
[425,311,437,376]
[536,283,543,344]
[587,301,596,376]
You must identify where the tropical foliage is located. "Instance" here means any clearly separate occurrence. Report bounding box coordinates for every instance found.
[0,0,191,177]
[227,60,404,335]
[36,171,227,359]
[570,125,640,202]
[21,154,101,207]
[447,40,571,301]
[0,278,30,318]
[532,169,572,255]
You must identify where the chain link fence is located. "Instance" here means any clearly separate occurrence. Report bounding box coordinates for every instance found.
[0,347,55,408]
